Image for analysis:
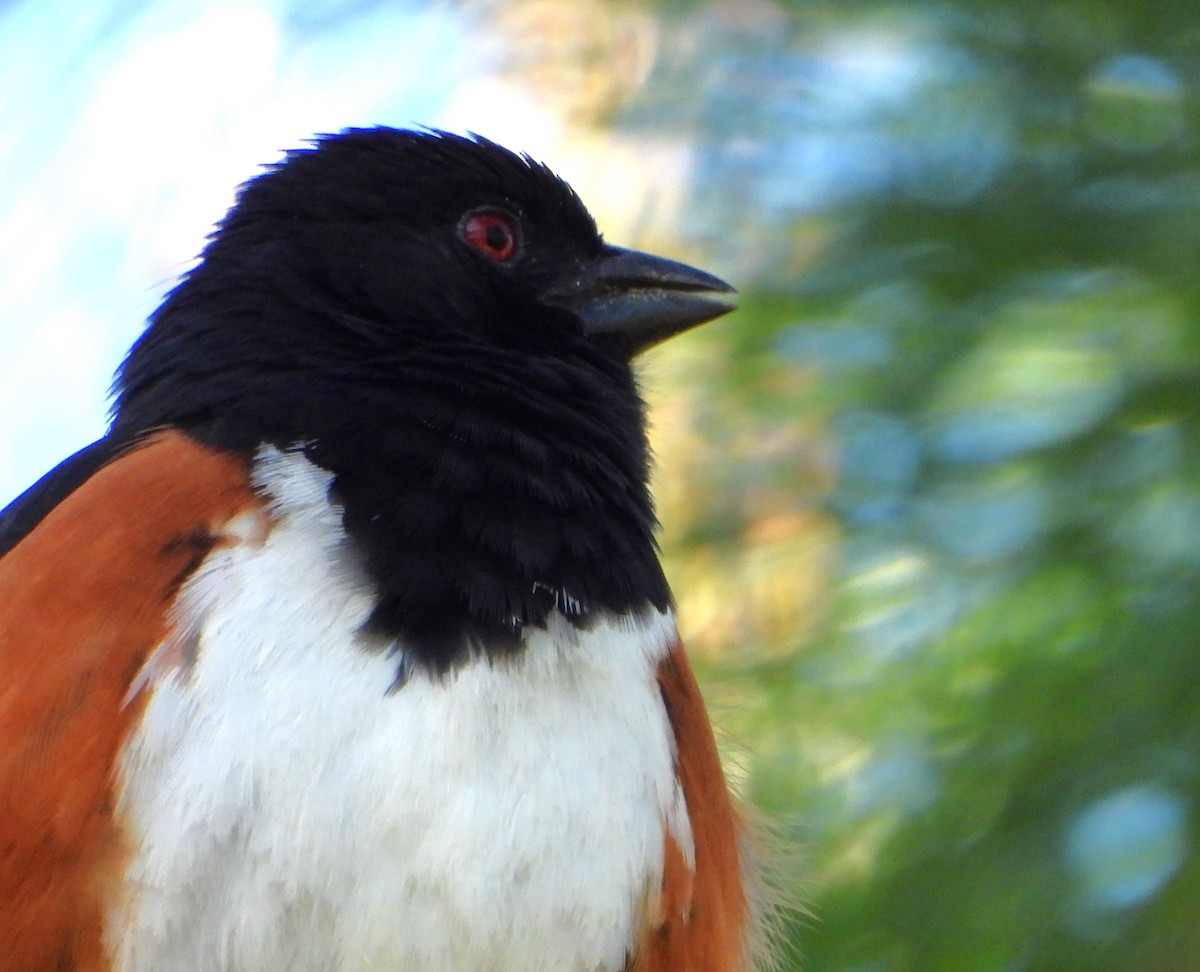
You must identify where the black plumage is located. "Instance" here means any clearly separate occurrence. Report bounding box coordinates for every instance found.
[3,128,735,673]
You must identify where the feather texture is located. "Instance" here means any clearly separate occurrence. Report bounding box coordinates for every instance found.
[0,433,254,971]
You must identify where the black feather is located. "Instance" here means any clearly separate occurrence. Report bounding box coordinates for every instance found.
[106,127,670,672]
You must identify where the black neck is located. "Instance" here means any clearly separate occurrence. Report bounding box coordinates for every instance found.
[115,319,669,674]
[311,343,670,671]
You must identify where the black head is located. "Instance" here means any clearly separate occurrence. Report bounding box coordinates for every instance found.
[110,127,737,671]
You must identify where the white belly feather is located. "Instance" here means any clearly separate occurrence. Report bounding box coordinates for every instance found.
[109,449,688,972]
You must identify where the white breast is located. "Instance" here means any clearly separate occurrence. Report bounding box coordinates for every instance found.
[109,448,689,972]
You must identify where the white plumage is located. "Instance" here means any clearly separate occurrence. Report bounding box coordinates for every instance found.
[110,448,691,972]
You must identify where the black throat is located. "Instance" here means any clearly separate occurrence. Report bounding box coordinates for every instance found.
[114,313,670,674]
[308,341,671,672]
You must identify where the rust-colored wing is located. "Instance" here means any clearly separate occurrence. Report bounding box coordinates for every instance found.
[634,639,752,972]
[0,432,255,971]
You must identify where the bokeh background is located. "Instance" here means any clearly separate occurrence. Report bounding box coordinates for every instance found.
[3,1,1199,969]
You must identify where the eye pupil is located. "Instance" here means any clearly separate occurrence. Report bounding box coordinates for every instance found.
[484,225,509,252]
[461,209,520,263]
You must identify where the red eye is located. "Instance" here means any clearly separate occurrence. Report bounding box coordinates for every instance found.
[460,208,521,263]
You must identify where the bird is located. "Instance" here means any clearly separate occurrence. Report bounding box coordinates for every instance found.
[0,127,760,972]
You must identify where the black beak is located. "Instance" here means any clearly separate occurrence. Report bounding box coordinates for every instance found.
[544,245,737,356]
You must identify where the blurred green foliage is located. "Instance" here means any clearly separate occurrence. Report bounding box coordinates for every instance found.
[623,1,1200,969]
